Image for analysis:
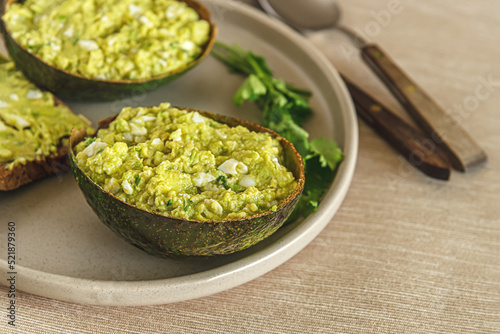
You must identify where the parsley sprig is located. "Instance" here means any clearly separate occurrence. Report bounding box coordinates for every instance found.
[212,42,343,220]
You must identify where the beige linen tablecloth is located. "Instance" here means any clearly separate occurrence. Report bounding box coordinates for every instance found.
[1,0,499,333]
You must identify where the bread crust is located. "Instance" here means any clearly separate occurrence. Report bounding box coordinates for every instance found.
[0,145,70,191]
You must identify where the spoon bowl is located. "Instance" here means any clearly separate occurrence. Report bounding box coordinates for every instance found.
[257,0,366,46]
[258,0,340,31]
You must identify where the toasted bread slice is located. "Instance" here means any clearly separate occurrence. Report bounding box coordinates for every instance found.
[0,57,90,191]
[0,144,68,191]
[0,97,92,191]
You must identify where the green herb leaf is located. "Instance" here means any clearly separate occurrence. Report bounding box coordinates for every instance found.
[233,74,267,106]
[183,199,191,211]
[265,111,310,158]
[216,175,230,190]
[84,137,96,147]
[135,175,141,187]
[308,137,343,170]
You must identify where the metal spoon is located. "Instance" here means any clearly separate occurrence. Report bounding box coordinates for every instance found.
[257,0,487,172]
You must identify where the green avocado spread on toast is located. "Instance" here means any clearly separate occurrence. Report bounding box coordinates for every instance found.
[0,58,93,169]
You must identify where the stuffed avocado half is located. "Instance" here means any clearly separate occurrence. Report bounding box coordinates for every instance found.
[1,0,217,101]
[69,103,305,257]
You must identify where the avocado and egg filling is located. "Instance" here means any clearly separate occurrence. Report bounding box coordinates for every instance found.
[74,103,299,221]
[3,0,211,80]
[0,60,93,169]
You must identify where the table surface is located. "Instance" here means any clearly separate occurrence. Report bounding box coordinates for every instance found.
[1,0,499,333]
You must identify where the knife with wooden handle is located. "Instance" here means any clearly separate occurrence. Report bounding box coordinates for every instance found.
[361,44,488,172]
[342,75,452,181]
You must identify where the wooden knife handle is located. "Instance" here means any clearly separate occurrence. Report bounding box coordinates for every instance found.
[361,43,487,172]
[342,76,451,180]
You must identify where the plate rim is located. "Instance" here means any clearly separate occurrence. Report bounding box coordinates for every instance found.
[0,0,358,306]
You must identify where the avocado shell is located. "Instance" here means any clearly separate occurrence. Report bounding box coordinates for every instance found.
[0,0,217,101]
[69,108,305,257]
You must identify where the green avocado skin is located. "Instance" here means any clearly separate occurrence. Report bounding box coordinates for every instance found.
[70,151,300,257]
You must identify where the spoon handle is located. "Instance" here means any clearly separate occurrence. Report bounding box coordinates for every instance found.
[360,43,487,172]
[342,75,451,180]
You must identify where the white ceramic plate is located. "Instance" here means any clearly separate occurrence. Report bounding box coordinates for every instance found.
[0,0,357,306]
